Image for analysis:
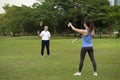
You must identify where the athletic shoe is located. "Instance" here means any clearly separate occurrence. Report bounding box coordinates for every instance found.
[93,72,97,76]
[74,72,81,76]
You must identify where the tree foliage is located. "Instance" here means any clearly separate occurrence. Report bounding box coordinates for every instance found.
[0,0,120,37]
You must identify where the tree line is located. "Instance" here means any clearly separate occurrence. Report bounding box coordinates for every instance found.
[0,0,120,38]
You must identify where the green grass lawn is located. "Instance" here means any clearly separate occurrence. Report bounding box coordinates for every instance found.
[0,36,120,80]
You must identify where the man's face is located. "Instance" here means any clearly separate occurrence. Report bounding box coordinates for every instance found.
[44,26,48,31]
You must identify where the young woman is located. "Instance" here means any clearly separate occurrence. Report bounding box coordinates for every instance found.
[68,20,97,76]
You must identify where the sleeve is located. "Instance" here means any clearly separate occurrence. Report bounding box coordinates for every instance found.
[40,31,43,37]
[48,32,51,37]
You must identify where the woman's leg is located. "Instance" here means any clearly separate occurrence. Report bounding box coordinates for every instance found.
[79,48,87,72]
[88,47,97,72]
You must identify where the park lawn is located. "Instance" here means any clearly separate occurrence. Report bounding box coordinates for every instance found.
[0,36,120,80]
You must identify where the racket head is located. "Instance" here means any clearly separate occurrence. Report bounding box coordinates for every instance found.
[40,21,43,26]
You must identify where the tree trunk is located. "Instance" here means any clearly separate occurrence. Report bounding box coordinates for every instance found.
[10,31,16,37]
[99,29,102,38]
[13,32,16,37]
[109,29,112,38]
[54,26,57,36]
[3,32,6,36]
[99,32,102,38]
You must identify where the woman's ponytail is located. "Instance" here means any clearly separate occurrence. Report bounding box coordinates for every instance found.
[84,19,94,32]
[89,23,94,32]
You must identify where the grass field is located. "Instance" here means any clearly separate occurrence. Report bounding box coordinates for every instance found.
[0,36,120,80]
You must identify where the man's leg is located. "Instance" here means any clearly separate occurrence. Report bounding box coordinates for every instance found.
[46,40,50,56]
[41,40,45,56]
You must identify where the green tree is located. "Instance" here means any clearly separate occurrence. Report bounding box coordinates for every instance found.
[0,14,7,36]
[3,4,35,36]
[1,0,119,38]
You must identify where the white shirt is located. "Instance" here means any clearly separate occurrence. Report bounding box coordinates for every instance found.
[40,31,51,40]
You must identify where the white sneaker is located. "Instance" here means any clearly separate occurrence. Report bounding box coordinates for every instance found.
[74,72,81,76]
[93,72,98,76]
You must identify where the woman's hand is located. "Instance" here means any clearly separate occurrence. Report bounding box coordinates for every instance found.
[68,22,72,27]
[67,22,87,35]
[68,22,75,30]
